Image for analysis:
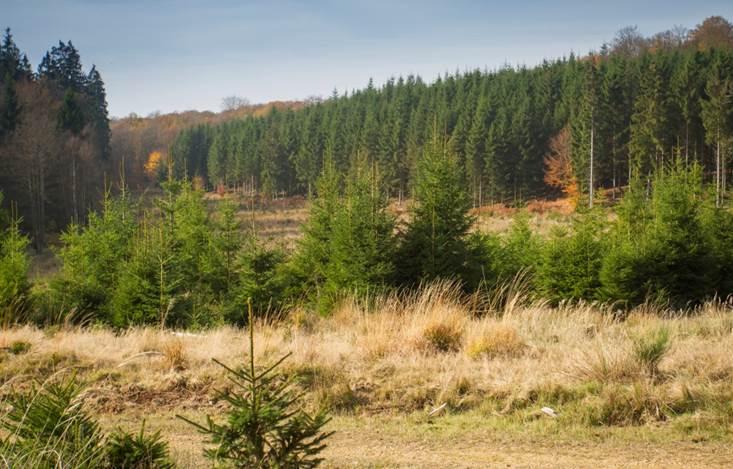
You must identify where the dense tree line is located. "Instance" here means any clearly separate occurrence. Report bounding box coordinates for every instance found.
[1,120,730,328]
[168,17,733,206]
[0,29,111,248]
[109,100,303,191]
[10,137,730,328]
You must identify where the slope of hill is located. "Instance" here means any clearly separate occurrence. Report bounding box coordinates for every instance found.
[165,16,733,205]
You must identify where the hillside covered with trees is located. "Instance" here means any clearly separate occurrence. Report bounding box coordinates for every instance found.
[109,99,304,191]
[168,16,733,206]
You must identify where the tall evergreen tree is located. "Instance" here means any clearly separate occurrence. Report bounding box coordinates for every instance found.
[324,158,396,301]
[629,56,668,178]
[0,28,30,81]
[0,73,20,138]
[57,89,85,135]
[571,61,599,204]
[396,126,476,285]
[85,65,110,159]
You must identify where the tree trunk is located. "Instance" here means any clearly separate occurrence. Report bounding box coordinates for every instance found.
[589,116,594,208]
[716,130,721,208]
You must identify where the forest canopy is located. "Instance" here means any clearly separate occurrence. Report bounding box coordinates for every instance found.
[161,16,733,207]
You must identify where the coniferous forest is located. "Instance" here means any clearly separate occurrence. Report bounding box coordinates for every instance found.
[167,17,733,207]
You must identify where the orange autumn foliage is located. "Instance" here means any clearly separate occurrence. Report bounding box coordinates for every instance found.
[543,126,579,206]
[144,150,163,178]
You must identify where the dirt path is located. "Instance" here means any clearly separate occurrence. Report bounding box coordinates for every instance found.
[104,412,733,468]
[324,428,731,468]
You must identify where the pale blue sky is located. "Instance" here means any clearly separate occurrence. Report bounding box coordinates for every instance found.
[4,1,732,117]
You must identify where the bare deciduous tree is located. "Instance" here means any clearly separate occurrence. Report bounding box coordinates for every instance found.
[221,95,250,112]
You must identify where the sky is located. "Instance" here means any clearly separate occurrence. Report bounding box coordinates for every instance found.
[4,1,733,118]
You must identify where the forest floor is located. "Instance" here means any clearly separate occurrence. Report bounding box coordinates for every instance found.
[2,283,732,467]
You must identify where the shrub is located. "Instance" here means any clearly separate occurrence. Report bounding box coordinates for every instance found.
[8,340,31,355]
[632,327,671,377]
[574,343,638,384]
[0,214,30,312]
[179,302,333,467]
[161,338,187,371]
[415,307,466,353]
[106,421,174,469]
[583,381,669,426]
[601,162,717,307]
[536,208,605,304]
[422,322,463,353]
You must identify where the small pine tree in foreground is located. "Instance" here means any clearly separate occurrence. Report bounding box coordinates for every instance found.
[106,421,174,469]
[179,301,333,467]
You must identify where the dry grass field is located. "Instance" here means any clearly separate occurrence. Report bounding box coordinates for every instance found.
[2,283,733,467]
[222,195,576,247]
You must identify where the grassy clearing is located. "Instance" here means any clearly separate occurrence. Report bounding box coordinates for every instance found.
[1,284,733,466]
[211,194,575,247]
[100,410,733,468]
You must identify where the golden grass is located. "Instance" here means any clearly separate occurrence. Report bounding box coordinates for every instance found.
[1,284,732,430]
[465,320,525,359]
[230,195,576,247]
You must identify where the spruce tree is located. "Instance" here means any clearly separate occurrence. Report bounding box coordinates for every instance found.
[57,89,85,135]
[51,190,136,322]
[323,158,396,303]
[0,28,27,80]
[629,56,668,178]
[600,160,715,306]
[700,58,732,207]
[396,126,477,286]
[537,208,605,303]
[85,65,111,159]
[289,156,340,300]
[0,210,29,309]
[464,95,489,206]
[570,62,598,203]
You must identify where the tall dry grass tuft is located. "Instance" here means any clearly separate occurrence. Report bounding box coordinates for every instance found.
[161,338,187,371]
[1,284,732,429]
[465,320,525,359]
[480,270,536,317]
